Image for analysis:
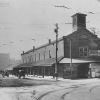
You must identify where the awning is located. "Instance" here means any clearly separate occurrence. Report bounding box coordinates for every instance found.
[14,56,63,68]
[59,58,94,63]
[14,63,33,69]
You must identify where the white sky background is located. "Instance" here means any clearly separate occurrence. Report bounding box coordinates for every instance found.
[0,0,100,60]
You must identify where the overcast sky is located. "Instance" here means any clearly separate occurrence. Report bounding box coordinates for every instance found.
[0,0,100,60]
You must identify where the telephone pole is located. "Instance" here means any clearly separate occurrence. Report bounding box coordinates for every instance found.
[54,23,59,80]
[69,39,72,79]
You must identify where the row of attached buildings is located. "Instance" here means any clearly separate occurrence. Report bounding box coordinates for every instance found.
[13,13,100,79]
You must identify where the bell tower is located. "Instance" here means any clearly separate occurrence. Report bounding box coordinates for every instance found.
[72,13,87,32]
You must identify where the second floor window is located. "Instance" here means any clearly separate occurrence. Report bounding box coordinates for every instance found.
[79,47,88,57]
[35,54,36,62]
[29,56,31,63]
[44,52,45,60]
[49,50,51,58]
[23,58,25,63]
[39,53,40,60]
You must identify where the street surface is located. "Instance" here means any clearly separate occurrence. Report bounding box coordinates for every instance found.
[0,76,100,100]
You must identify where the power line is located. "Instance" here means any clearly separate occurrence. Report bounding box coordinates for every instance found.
[0,38,36,47]
[54,5,71,9]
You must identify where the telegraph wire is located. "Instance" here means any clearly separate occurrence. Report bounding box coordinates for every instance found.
[54,5,71,9]
[0,38,36,48]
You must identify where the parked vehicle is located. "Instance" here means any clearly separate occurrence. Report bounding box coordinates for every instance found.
[18,70,25,79]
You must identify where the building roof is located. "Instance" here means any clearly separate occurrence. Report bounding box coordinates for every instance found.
[63,28,98,40]
[21,37,63,55]
[59,58,97,63]
[14,63,33,69]
[21,28,100,56]
[14,56,63,68]
[14,56,100,69]
[71,13,87,17]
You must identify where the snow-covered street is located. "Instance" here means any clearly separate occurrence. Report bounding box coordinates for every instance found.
[0,77,100,100]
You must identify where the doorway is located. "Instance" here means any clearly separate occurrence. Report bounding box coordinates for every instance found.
[77,63,89,78]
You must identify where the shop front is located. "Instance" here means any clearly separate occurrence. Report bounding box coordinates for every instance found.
[59,58,94,79]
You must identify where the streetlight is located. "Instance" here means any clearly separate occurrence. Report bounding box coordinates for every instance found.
[54,23,59,80]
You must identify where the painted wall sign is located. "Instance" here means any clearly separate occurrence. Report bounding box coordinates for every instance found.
[89,50,100,56]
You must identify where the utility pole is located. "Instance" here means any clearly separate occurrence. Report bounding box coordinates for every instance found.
[69,39,72,79]
[54,23,59,80]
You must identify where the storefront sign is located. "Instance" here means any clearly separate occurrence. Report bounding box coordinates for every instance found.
[98,50,100,56]
[89,50,100,56]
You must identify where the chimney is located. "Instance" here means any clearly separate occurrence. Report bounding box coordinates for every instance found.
[48,39,51,44]
[23,51,24,54]
[33,46,35,51]
[72,13,87,32]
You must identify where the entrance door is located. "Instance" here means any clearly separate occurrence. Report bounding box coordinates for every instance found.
[77,63,89,78]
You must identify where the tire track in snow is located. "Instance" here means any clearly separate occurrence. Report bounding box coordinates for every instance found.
[60,86,78,100]
[89,85,100,93]
[37,87,75,100]
[60,83,96,100]
[60,84,87,100]
[37,84,86,100]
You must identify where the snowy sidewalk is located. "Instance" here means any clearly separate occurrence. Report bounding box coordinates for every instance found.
[24,75,100,83]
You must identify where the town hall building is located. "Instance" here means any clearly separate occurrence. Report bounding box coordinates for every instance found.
[14,13,100,79]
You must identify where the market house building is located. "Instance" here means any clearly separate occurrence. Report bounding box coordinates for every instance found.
[13,13,100,79]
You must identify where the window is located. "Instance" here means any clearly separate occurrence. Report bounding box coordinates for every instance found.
[30,56,33,63]
[79,47,88,57]
[73,17,77,26]
[26,57,28,63]
[44,52,45,60]
[35,54,36,62]
[39,53,40,60]
[49,50,51,58]
[29,56,31,63]
[23,58,24,63]
[79,48,84,56]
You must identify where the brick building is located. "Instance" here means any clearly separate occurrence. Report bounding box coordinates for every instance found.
[14,13,100,79]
